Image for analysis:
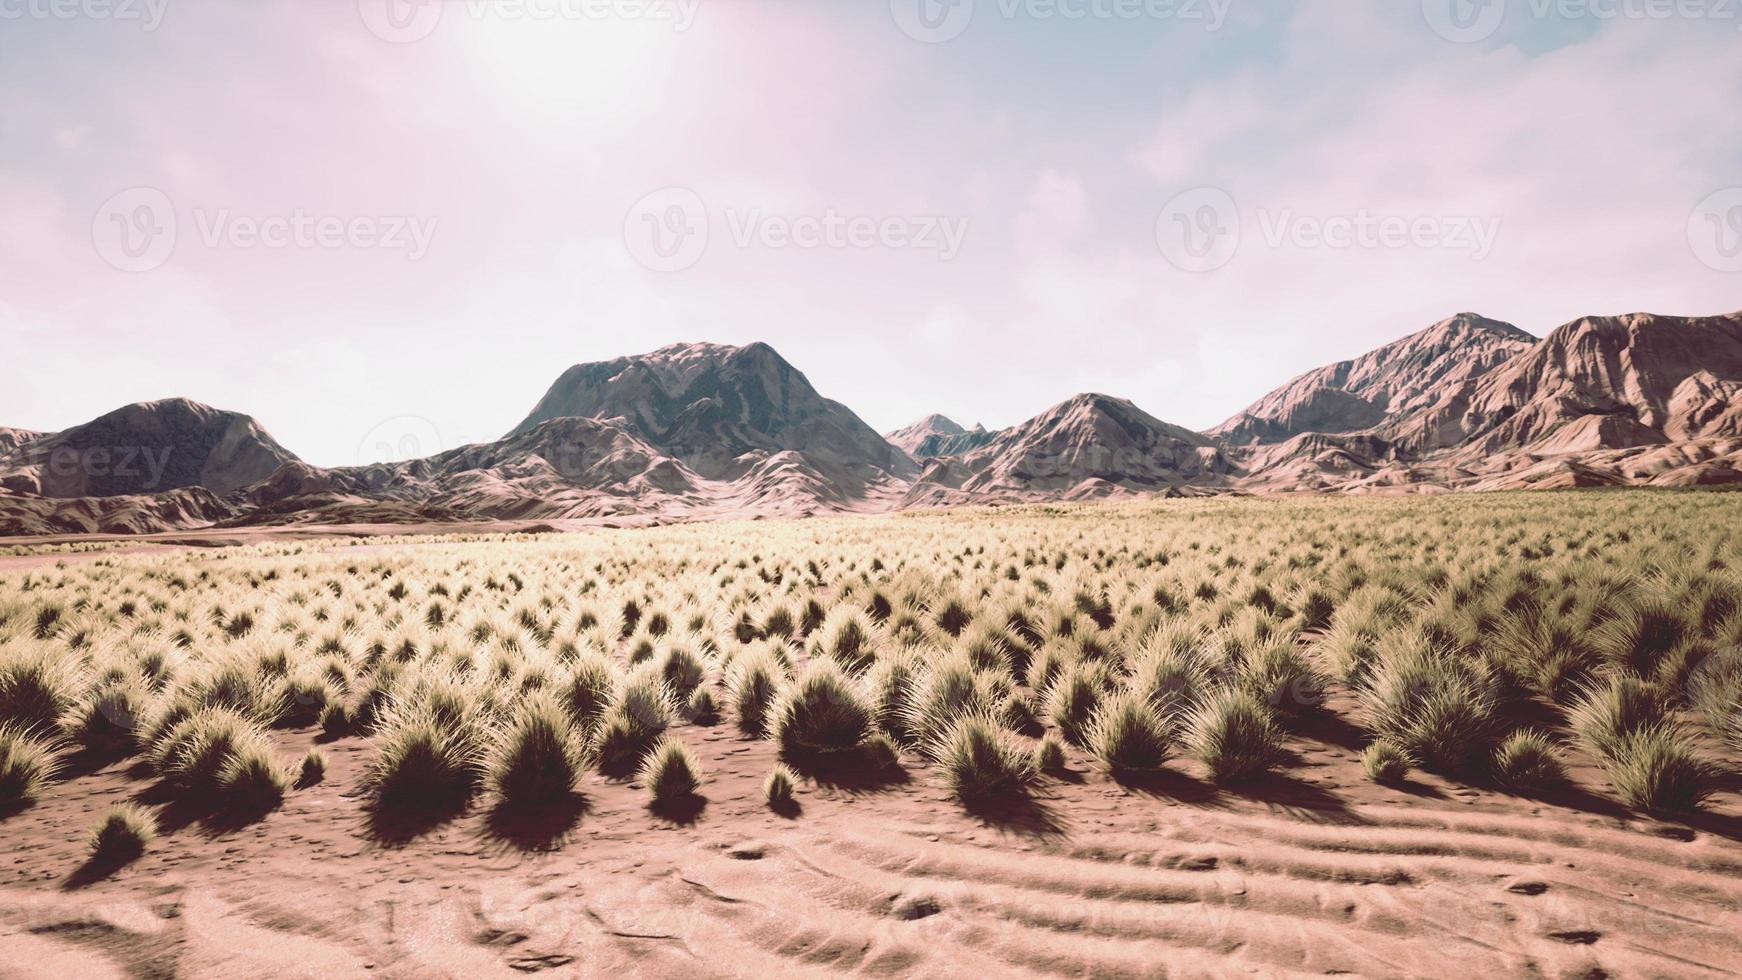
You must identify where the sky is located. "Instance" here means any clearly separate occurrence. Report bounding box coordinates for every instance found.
[1,0,1739,466]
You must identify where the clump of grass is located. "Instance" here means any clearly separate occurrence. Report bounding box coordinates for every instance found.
[901,651,1007,752]
[761,602,797,640]
[88,802,155,864]
[151,707,273,793]
[183,656,287,726]
[0,640,82,732]
[1601,726,1722,814]
[654,640,707,700]
[487,694,583,807]
[1687,649,1742,749]
[640,735,702,803]
[217,740,292,810]
[0,724,60,809]
[862,652,920,739]
[727,643,784,736]
[1491,730,1566,792]
[935,712,1036,802]
[298,748,327,788]
[366,704,481,809]
[1239,642,1324,718]
[1361,637,1501,771]
[62,676,149,754]
[282,669,333,725]
[1489,613,1602,706]
[1596,600,1690,680]
[814,606,878,672]
[1292,584,1337,631]
[1361,739,1413,784]
[1126,645,1209,723]
[1320,621,1380,688]
[955,621,1016,676]
[764,763,797,811]
[685,687,719,725]
[1044,663,1103,747]
[318,700,355,738]
[1024,639,1072,699]
[1034,732,1067,773]
[769,661,872,757]
[558,653,617,737]
[932,593,975,638]
[1185,687,1287,784]
[863,731,902,771]
[1086,691,1173,774]
[1567,675,1670,761]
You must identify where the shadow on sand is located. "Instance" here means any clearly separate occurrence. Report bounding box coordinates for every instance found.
[648,792,708,827]
[961,786,1070,840]
[781,746,910,795]
[362,795,472,848]
[130,780,282,837]
[62,847,147,890]
[480,792,591,853]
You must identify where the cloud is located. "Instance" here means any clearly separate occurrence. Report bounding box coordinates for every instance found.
[2,2,1737,459]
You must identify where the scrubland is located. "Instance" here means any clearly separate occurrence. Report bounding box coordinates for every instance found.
[3,492,1742,977]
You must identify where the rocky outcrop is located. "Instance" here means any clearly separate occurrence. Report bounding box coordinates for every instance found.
[1212,314,1537,446]
[0,428,42,459]
[1381,312,1742,459]
[512,342,915,487]
[885,414,1002,458]
[908,394,1225,503]
[0,399,299,498]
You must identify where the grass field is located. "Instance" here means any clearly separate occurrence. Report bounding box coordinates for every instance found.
[3,492,1742,976]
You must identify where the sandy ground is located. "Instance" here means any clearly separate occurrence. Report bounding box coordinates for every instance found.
[4,684,1741,980]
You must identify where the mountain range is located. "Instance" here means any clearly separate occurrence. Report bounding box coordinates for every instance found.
[4,309,1739,535]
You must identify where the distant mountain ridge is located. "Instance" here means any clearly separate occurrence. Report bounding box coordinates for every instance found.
[513,342,914,485]
[885,414,1001,458]
[0,428,42,459]
[1210,314,1537,446]
[906,394,1225,507]
[0,399,298,499]
[4,310,1741,535]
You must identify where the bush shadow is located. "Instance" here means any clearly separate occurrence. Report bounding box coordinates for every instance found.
[1235,771,1365,826]
[1288,711,1369,752]
[130,780,282,837]
[781,747,910,795]
[648,793,707,827]
[63,848,145,890]
[55,746,134,781]
[363,795,472,848]
[480,792,590,853]
[961,787,1069,840]
[1110,767,1224,806]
